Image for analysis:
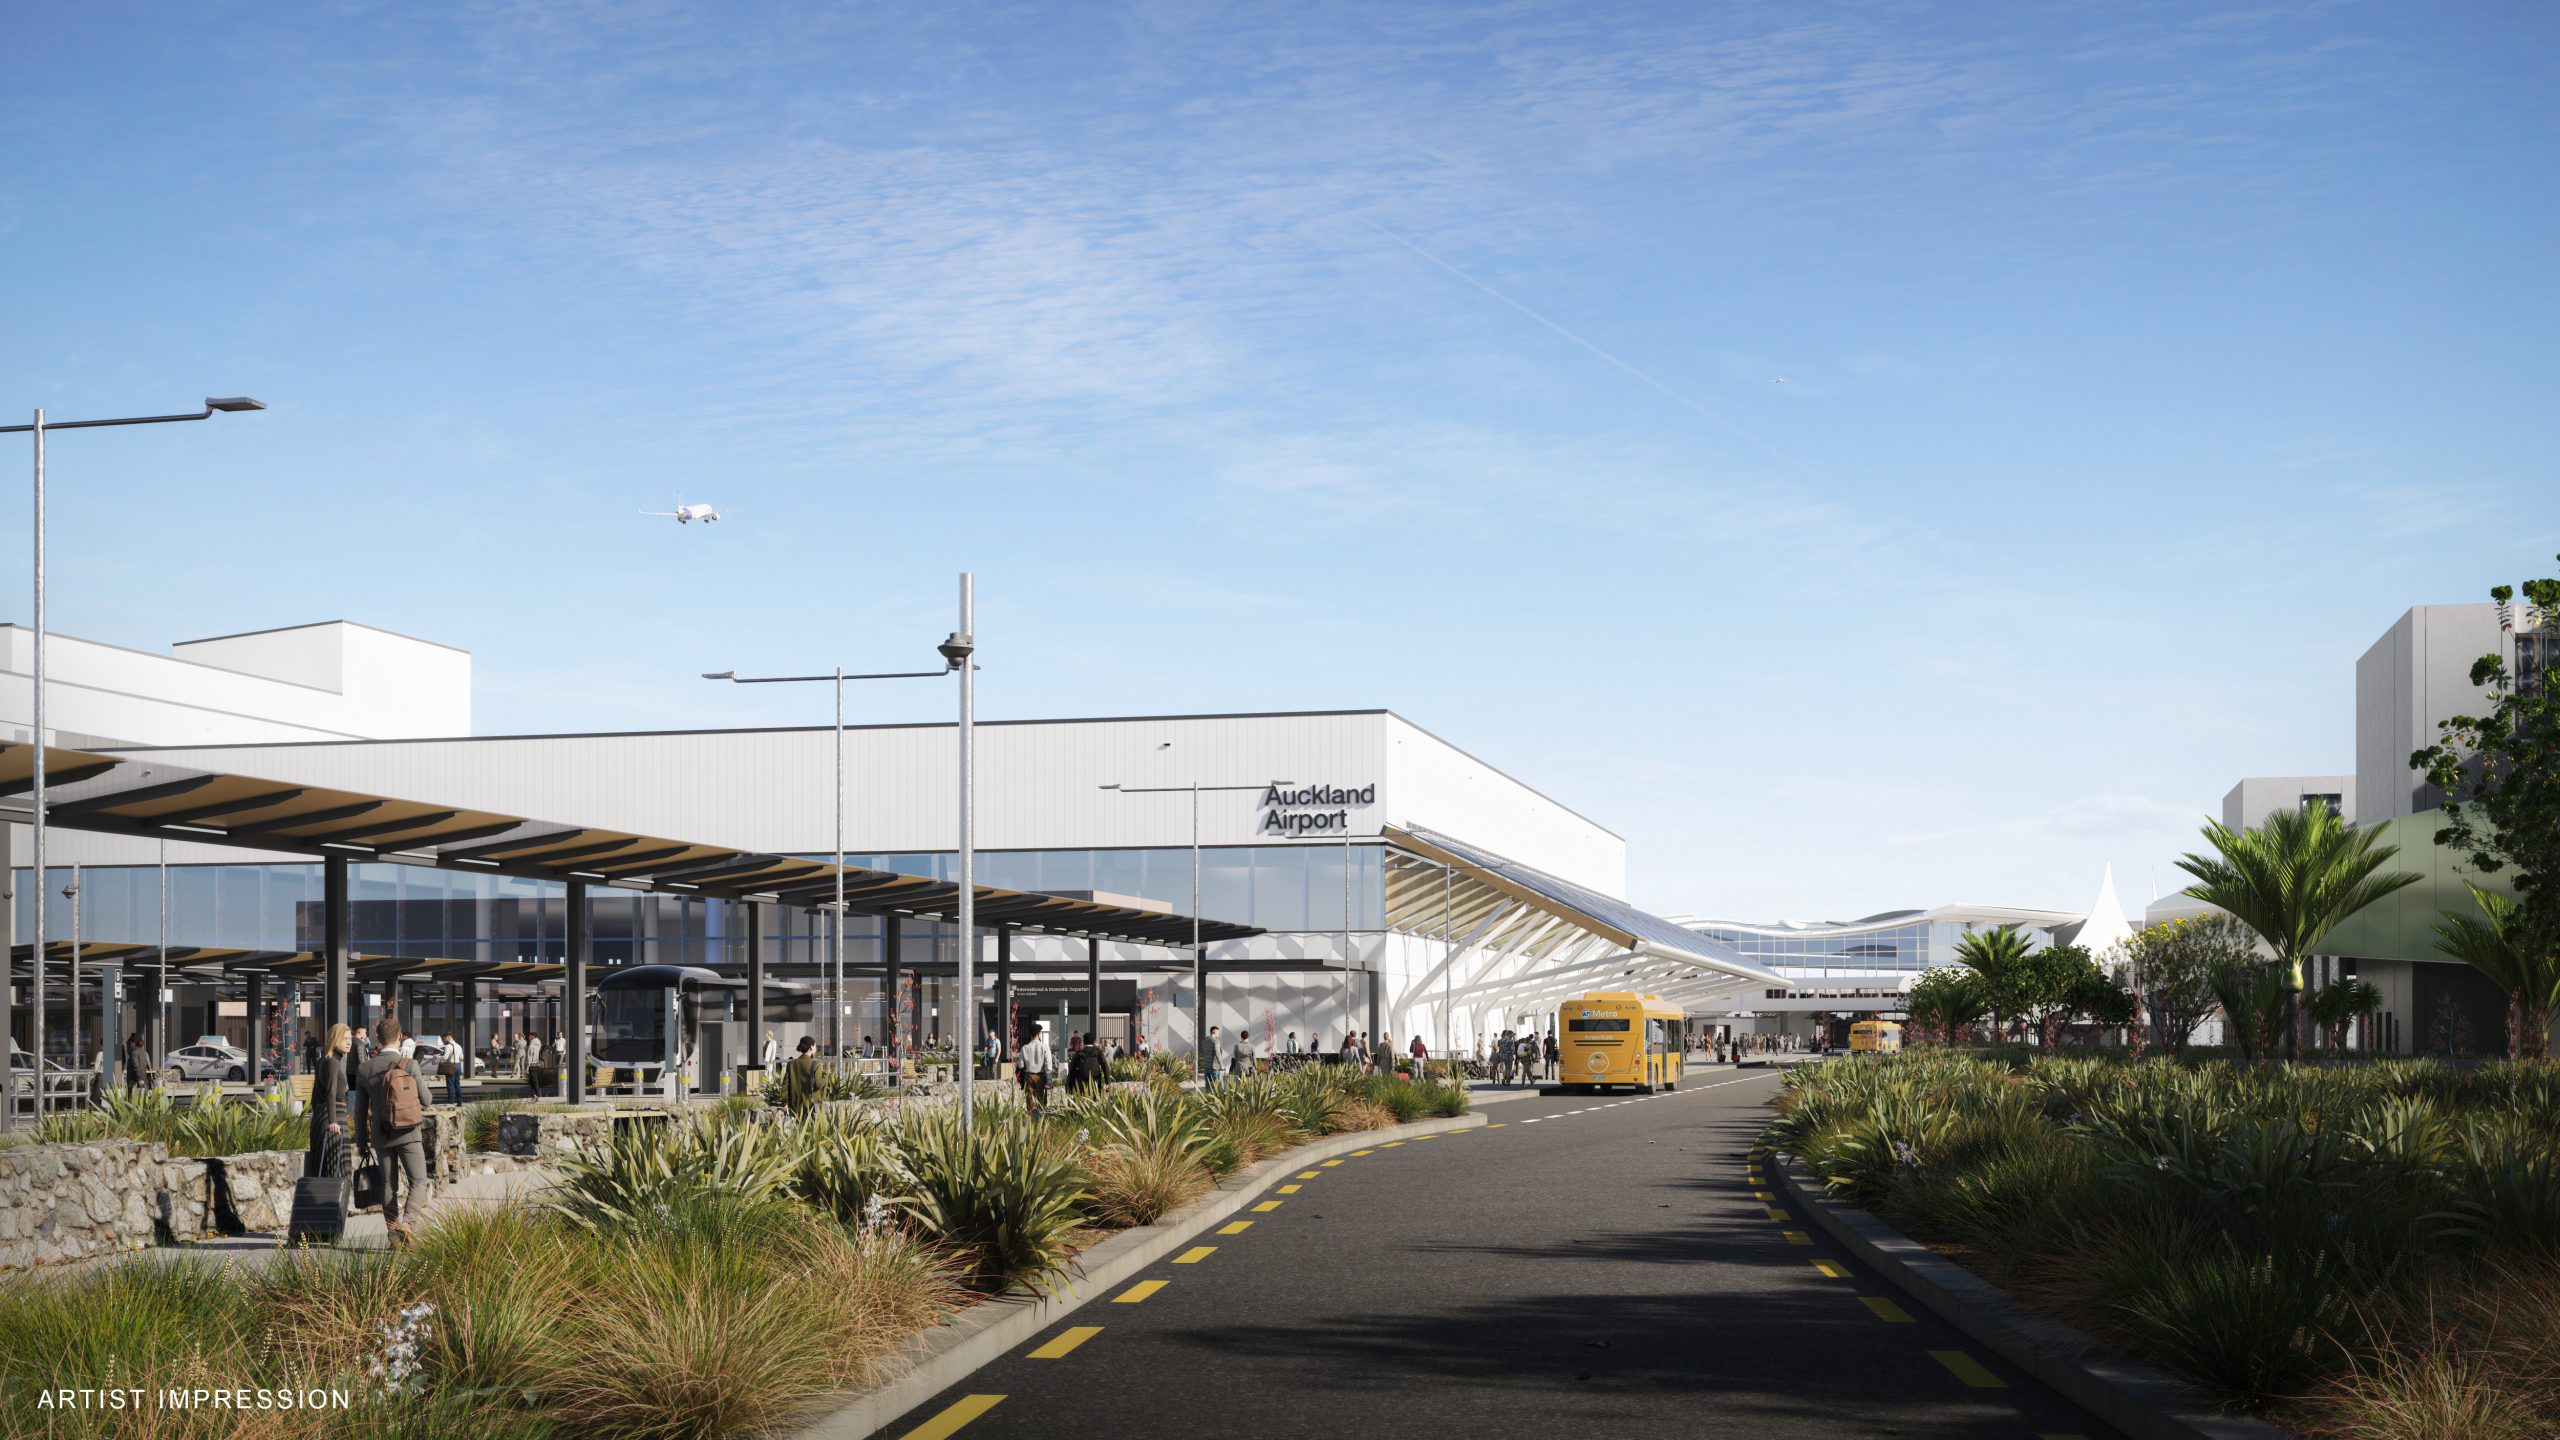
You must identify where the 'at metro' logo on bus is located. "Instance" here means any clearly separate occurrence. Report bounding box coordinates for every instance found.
[1258,783,1376,836]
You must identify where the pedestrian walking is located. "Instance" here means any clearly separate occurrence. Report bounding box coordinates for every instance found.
[350,1017,431,1246]
[1370,1030,1395,1078]
[1018,1026,1054,1114]
[1069,1032,1109,1092]
[777,1035,824,1114]
[1285,1030,1301,1055]
[1542,1030,1559,1081]
[301,1029,320,1077]
[1202,1025,1227,1089]
[122,1031,149,1094]
[1409,1034,1428,1079]
[1339,1032,1363,1069]
[439,1033,464,1106]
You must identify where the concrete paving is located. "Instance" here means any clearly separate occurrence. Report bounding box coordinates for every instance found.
[879,1069,2120,1440]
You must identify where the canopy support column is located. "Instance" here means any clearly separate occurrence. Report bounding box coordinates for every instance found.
[460,978,479,1093]
[745,901,766,1088]
[882,914,903,1061]
[1085,937,1101,1048]
[244,970,266,1092]
[322,855,349,1039]
[565,879,589,1105]
[995,925,1014,1054]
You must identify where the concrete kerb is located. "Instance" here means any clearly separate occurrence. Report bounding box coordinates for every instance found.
[1769,1153,2298,1440]
[793,1109,1490,1440]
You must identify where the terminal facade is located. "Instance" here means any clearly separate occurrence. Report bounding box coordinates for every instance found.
[7,619,1780,1066]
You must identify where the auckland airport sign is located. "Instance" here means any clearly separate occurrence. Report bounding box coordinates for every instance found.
[1260,782,1375,837]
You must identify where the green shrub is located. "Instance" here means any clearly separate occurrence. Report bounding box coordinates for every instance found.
[893,1105,1087,1292]
[462,1096,533,1152]
[34,1085,304,1158]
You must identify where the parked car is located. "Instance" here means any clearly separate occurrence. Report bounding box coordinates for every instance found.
[165,1043,275,1084]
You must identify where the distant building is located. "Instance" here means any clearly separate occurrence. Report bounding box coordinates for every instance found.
[0,621,470,748]
[2163,601,2553,1054]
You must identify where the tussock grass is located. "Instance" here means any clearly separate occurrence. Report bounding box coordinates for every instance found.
[1768,1050,2560,1427]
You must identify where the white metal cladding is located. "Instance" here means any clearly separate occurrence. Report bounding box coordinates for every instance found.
[1383,714,1623,895]
[99,710,1623,888]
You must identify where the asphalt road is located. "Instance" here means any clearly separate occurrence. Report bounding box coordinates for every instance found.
[882,1068,2120,1440]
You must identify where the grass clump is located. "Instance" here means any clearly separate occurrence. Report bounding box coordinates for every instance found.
[34,1086,304,1158]
[1767,1049,2560,1425]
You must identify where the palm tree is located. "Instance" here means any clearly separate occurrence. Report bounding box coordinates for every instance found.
[2177,800,2419,1062]
[2434,884,2560,1061]
[1952,926,2035,1040]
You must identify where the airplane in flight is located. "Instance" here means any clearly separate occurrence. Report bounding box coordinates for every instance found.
[641,499,724,525]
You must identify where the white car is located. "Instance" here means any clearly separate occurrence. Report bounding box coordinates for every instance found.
[165,1043,275,1084]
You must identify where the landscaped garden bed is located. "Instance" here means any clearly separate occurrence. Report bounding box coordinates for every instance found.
[0,1065,1466,1439]
[1767,1050,2560,1437]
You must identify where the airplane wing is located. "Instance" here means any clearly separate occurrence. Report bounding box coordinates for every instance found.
[639,510,678,517]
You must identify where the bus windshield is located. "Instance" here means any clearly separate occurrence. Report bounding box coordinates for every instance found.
[592,989,668,1063]
[1568,1018,1630,1032]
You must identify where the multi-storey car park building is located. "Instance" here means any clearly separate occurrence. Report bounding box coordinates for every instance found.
[5,620,1783,1074]
[2156,601,2557,1054]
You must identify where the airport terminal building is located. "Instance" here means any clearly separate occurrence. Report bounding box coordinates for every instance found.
[6,621,1781,1067]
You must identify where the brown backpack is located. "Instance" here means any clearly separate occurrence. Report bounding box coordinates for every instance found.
[380,1059,425,1131]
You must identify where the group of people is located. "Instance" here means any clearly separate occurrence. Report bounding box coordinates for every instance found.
[301,1016,438,1245]
[1490,1028,1556,1085]
[1012,1028,1122,1112]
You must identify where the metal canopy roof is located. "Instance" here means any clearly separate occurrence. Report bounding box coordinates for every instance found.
[1386,824,1785,990]
[0,742,1260,949]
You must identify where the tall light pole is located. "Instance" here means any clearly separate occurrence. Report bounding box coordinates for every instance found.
[703,660,948,1064]
[1100,758,1290,1073]
[2,397,263,1121]
[937,575,977,1125]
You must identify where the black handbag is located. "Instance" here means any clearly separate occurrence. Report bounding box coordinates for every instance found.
[349,1149,387,1213]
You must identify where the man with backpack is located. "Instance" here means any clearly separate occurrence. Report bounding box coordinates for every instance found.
[350,1016,432,1245]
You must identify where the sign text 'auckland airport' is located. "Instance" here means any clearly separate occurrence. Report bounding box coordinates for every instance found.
[1259,783,1375,836]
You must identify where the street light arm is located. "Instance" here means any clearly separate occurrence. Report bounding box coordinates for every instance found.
[707,669,949,684]
[0,398,264,434]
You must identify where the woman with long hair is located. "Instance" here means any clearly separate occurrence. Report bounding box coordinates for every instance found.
[305,1022,353,1178]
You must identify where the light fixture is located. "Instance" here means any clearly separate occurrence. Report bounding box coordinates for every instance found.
[701,671,734,681]
[205,397,266,413]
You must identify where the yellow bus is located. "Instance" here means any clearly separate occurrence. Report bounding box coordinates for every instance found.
[1556,992,1687,1094]
[1849,1020,1903,1054]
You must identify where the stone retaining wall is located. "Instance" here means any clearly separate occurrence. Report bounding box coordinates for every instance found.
[0,1108,483,1274]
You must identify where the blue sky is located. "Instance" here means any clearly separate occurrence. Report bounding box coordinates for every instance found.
[4,2,2553,919]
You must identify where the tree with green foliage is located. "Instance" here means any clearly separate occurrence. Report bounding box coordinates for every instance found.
[2118,914,2257,1055]
[2432,884,2560,1061]
[1904,966,1987,1047]
[2178,800,2420,1061]
[2020,943,2103,1049]
[2209,956,2290,1061]
[2410,557,2560,1058]
[1952,926,2037,1040]
[2060,965,2137,1042]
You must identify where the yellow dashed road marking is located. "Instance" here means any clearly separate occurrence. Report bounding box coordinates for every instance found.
[1320,1159,1344,1167]
[899,1394,1004,1439]
[1783,1230,1811,1245]
[1171,1246,1216,1264]
[1351,1149,1375,1156]
[1381,1141,1403,1147]
[1113,1281,1167,1304]
[1811,1260,1850,1278]
[1753,1190,1775,1201]
[1858,1296,1914,1323]
[1764,1207,1790,1221]
[1278,1184,1301,1194]
[1931,1350,2006,1388]
[1252,1200,1283,1213]
[1296,1171,1319,1179]
[1028,1326,1102,1358]
[1218,1221,1253,1235]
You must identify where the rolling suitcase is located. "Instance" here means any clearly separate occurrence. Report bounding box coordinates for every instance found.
[288,1135,350,1246]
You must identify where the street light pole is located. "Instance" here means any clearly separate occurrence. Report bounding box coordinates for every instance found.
[938,577,978,1126]
[3,397,263,1122]
[703,659,947,1074]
